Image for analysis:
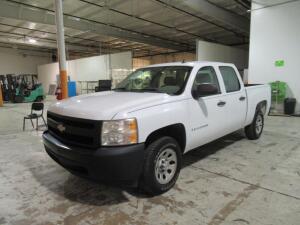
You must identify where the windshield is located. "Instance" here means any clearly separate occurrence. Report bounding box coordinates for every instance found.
[114,66,192,95]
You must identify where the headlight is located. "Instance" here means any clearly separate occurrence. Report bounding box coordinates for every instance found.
[101,118,138,146]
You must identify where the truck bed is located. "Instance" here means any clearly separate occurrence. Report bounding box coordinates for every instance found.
[244,84,264,87]
[244,83,271,126]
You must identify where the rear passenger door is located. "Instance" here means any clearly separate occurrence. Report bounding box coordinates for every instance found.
[218,66,247,132]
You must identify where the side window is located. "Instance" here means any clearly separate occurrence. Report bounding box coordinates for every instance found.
[192,66,220,95]
[219,66,241,92]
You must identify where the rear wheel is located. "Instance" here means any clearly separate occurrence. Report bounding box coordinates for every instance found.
[140,136,182,195]
[245,110,264,140]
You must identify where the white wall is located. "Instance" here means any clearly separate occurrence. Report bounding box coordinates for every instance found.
[38,51,132,94]
[110,51,132,70]
[68,55,110,81]
[110,52,133,87]
[248,1,300,113]
[196,40,248,70]
[0,47,51,74]
[37,62,59,94]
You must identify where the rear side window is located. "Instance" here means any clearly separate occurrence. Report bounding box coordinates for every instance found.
[219,66,241,92]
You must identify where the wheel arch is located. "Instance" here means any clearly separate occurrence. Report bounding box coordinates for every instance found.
[145,123,186,153]
[245,99,268,126]
[256,100,267,115]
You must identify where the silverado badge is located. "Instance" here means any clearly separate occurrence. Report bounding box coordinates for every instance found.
[57,124,66,133]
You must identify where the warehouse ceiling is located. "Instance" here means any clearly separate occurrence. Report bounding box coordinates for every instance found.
[0,0,251,59]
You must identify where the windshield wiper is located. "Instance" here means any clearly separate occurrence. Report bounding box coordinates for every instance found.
[112,87,127,91]
[138,88,163,93]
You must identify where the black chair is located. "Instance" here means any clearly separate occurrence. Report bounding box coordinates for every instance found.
[95,80,112,92]
[23,102,47,131]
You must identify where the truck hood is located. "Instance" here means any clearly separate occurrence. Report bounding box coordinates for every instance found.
[48,91,172,120]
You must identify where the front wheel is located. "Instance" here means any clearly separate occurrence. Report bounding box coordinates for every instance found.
[245,110,264,140]
[140,136,182,195]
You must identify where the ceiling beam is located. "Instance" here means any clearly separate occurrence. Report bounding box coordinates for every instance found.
[77,0,219,43]
[0,0,193,51]
[0,31,107,50]
[134,50,193,58]
[156,0,250,34]
[0,22,114,47]
[0,23,167,55]
[0,34,101,53]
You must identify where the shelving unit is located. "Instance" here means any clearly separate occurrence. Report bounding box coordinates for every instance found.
[77,81,98,95]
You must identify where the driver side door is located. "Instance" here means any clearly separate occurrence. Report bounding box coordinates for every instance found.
[187,66,228,150]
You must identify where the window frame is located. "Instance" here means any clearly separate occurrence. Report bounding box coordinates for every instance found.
[191,66,222,97]
[218,66,241,93]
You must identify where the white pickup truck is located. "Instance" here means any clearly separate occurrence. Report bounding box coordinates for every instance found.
[43,61,271,194]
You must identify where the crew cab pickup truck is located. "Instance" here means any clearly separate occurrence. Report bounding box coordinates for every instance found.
[43,61,271,195]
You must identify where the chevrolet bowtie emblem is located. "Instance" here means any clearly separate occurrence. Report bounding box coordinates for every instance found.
[57,124,66,133]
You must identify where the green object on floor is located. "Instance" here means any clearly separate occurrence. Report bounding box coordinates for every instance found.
[15,85,44,103]
[24,84,44,102]
[14,74,45,103]
[270,81,287,103]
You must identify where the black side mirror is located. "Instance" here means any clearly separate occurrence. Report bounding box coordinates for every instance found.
[192,83,219,99]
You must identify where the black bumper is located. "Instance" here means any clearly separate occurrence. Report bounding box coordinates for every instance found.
[43,131,145,186]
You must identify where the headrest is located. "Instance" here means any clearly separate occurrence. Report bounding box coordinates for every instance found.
[164,76,177,86]
[196,73,211,84]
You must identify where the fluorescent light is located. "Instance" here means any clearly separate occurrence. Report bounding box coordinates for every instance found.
[28,38,37,44]
[28,23,36,29]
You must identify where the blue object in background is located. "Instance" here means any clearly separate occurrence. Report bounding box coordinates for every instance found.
[68,81,76,97]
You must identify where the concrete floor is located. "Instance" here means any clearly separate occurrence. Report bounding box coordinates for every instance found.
[0,99,300,225]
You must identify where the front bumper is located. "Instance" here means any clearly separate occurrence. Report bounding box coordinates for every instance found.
[43,131,145,186]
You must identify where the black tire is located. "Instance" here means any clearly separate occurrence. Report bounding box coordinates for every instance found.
[140,136,182,195]
[245,110,264,140]
[35,96,43,102]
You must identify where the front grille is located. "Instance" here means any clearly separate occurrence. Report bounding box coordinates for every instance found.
[47,111,101,149]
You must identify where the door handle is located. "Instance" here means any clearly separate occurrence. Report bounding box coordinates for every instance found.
[239,96,246,101]
[217,101,226,107]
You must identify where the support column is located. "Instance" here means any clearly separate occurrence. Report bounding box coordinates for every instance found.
[0,84,3,107]
[54,0,68,99]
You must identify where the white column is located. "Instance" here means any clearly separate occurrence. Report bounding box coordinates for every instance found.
[54,0,68,99]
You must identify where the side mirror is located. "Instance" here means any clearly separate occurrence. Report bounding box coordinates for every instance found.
[192,83,219,98]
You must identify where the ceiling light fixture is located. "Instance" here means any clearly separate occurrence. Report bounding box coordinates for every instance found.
[28,38,37,44]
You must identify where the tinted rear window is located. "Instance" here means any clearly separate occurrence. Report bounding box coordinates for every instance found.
[219,66,241,92]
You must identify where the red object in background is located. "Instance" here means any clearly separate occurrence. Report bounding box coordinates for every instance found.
[56,87,62,100]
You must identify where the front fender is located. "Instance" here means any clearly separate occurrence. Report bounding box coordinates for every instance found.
[113,99,190,144]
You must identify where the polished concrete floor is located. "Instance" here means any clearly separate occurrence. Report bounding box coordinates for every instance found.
[0,99,300,225]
